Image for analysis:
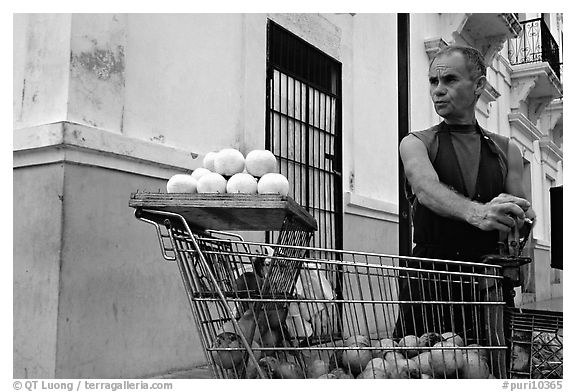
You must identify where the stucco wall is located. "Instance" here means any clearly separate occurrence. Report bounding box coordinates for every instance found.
[53,164,206,378]
[14,164,65,378]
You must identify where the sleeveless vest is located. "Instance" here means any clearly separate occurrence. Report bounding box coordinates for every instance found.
[411,122,506,259]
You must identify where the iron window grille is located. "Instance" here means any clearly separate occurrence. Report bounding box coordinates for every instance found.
[265,20,343,251]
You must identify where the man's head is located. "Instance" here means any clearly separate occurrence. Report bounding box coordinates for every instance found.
[428,45,487,124]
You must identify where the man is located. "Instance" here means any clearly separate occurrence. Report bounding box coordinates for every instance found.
[394,45,536,341]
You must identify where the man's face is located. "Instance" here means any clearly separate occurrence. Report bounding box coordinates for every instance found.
[428,52,482,124]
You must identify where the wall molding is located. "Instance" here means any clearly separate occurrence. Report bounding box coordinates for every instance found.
[13,122,202,179]
[344,192,399,223]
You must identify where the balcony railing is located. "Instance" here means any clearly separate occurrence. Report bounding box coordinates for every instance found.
[508,17,561,80]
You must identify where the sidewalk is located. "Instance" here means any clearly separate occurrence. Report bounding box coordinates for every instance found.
[151,365,213,379]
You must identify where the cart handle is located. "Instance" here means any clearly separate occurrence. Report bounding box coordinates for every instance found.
[134,208,177,262]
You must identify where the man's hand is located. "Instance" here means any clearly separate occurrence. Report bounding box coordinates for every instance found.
[467,193,531,232]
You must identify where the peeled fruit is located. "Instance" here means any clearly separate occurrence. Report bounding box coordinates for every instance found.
[419,332,443,348]
[413,351,434,376]
[197,172,227,194]
[257,173,289,196]
[466,344,489,361]
[203,152,218,172]
[306,359,330,378]
[385,358,420,379]
[246,356,279,379]
[166,174,197,193]
[330,368,354,379]
[212,332,244,369]
[317,373,337,379]
[442,332,464,347]
[226,173,258,194]
[384,351,405,363]
[191,167,212,181]
[461,352,490,379]
[430,341,465,377]
[373,338,397,357]
[341,335,372,375]
[344,335,371,347]
[357,368,388,379]
[275,360,304,379]
[398,335,420,357]
[364,358,387,372]
[245,150,278,177]
[214,148,245,176]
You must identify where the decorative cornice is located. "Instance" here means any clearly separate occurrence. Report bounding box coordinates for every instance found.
[539,139,563,164]
[510,62,563,123]
[454,13,522,65]
[508,111,544,148]
[480,79,501,103]
[424,37,448,61]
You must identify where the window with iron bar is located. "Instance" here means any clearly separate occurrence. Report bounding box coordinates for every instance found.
[265,20,343,251]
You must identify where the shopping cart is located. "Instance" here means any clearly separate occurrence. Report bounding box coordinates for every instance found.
[130,192,512,379]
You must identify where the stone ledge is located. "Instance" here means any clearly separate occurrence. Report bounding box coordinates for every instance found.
[344,191,399,223]
[13,122,202,178]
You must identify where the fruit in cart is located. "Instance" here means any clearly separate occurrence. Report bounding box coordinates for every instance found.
[421,373,433,379]
[398,335,420,357]
[214,148,246,176]
[191,167,212,181]
[317,373,337,379]
[461,351,490,379]
[430,341,465,377]
[465,344,488,361]
[166,174,198,193]
[373,338,397,357]
[212,332,245,369]
[257,173,290,196]
[357,367,389,379]
[341,335,372,376]
[413,351,434,377]
[245,356,279,379]
[306,359,330,378]
[385,358,420,379]
[203,151,218,172]
[275,360,305,379]
[345,334,371,346]
[226,173,258,194]
[245,149,278,177]
[510,343,530,372]
[197,172,227,194]
[441,332,464,346]
[418,332,443,349]
[384,351,405,363]
[364,358,387,372]
[329,368,354,379]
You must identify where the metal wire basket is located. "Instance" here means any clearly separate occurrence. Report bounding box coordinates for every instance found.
[134,209,507,379]
[506,307,563,379]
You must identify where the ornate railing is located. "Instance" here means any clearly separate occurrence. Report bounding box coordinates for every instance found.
[508,17,561,80]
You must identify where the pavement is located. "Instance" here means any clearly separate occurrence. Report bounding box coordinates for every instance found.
[151,365,213,379]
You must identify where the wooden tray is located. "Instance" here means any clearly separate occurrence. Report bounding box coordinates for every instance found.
[129,193,317,232]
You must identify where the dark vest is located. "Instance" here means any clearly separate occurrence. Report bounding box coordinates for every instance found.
[411,122,505,259]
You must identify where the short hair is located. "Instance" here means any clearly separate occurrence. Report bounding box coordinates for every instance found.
[431,45,487,80]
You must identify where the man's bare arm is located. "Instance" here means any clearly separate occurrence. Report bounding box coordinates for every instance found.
[400,134,530,232]
[504,141,537,222]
